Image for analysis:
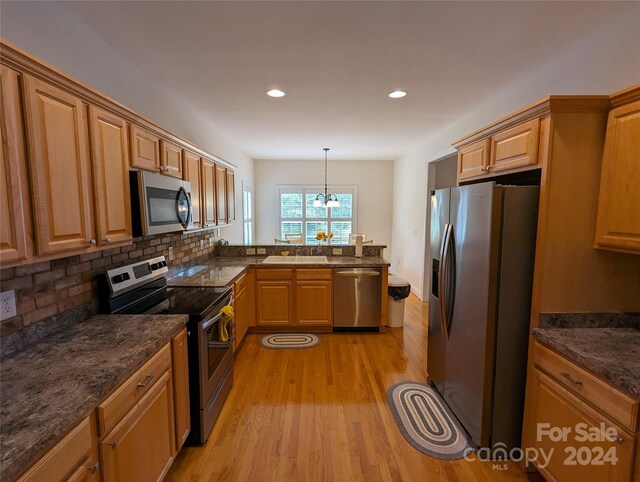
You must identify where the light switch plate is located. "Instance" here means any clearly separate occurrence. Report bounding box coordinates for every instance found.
[246,248,256,255]
[257,248,267,255]
[0,290,17,321]
[168,246,175,261]
[333,248,343,255]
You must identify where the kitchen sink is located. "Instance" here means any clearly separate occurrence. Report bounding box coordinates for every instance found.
[262,255,328,264]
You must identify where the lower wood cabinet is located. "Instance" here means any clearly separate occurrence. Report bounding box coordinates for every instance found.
[234,269,254,350]
[171,329,190,450]
[100,370,175,482]
[255,268,333,329]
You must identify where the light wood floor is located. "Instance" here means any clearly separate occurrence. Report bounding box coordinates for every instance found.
[165,295,543,482]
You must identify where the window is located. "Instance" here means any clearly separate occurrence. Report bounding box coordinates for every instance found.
[278,186,357,244]
[242,181,253,244]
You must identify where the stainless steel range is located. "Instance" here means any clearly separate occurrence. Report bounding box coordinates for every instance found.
[100,256,233,444]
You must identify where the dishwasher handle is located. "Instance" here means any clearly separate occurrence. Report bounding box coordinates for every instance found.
[335,269,381,277]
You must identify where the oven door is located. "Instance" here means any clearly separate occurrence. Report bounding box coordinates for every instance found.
[197,311,233,408]
[136,170,193,235]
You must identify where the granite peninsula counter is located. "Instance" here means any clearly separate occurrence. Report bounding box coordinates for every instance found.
[0,313,188,482]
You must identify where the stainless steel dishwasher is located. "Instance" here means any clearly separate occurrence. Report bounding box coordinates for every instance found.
[333,268,382,331]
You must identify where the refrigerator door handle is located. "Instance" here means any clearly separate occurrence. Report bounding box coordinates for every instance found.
[439,223,451,338]
[444,224,455,338]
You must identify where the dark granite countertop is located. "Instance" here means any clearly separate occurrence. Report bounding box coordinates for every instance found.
[0,314,188,482]
[533,327,640,399]
[168,256,391,287]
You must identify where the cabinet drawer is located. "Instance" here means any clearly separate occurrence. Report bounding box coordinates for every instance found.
[458,139,490,180]
[97,343,171,436]
[534,342,638,431]
[18,416,94,482]
[489,118,540,172]
[296,269,332,281]
[256,268,293,280]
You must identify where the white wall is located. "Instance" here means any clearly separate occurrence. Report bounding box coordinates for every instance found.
[254,159,394,255]
[390,9,640,298]
[0,1,254,243]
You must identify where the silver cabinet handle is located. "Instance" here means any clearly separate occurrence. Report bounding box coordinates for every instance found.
[560,371,583,386]
[104,237,112,244]
[89,239,96,246]
[137,374,155,387]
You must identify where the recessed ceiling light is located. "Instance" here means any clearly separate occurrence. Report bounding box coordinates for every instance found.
[267,89,286,98]
[389,90,407,98]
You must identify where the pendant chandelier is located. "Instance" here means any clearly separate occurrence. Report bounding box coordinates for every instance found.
[313,148,340,208]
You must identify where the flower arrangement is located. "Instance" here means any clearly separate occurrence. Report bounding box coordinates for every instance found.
[316,231,333,243]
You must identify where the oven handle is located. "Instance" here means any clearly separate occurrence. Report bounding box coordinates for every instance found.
[141,299,170,315]
[201,311,224,331]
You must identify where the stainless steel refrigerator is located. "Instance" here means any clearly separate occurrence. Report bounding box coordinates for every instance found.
[428,181,539,450]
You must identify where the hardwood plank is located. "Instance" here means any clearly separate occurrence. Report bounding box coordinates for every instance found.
[165,295,543,482]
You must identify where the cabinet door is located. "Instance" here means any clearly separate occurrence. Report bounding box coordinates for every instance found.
[201,159,217,227]
[183,150,202,228]
[525,369,634,482]
[215,164,227,224]
[101,370,175,482]
[295,280,332,326]
[595,100,640,253]
[226,169,235,223]
[89,106,132,246]
[234,286,248,350]
[0,66,31,264]
[457,139,490,180]
[130,124,161,172]
[171,329,190,450]
[23,75,95,255]
[256,281,293,325]
[160,139,183,179]
[489,118,540,173]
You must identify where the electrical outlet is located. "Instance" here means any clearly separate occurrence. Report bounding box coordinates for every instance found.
[256,248,266,255]
[200,239,205,249]
[168,246,175,261]
[246,248,256,255]
[209,237,214,247]
[0,290,17,321]
[333,248,343,255]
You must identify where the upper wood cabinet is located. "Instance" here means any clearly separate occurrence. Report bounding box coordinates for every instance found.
[458,139,490,180]
[0,66,31,265]
[89,106,132,246]
[130,124,161,172]
[160,138,184,179]
[22,75,95,256]
[226,169,236,223]
[201,158,217,227]
[595,95,640,254]
[489,118,540,173]
[215,164,228,224]
[171,329,190,451]
[183,150,203,228]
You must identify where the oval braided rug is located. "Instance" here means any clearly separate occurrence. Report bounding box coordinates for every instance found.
[259,333,320,349]
[387,382,474,460]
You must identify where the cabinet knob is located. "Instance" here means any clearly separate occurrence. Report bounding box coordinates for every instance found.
[615,436,624,444]
[88,462,100,474]
[560,371,583,386]
[110,441,118,449]
[104,237,112,244]
[89,239,96,246]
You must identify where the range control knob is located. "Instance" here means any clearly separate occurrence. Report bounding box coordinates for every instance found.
[111,273,131,284]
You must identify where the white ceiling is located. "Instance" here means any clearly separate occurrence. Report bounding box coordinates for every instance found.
[47,1,640,161]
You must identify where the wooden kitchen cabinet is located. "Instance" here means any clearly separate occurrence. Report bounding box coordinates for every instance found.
[457,139,490,180]
[201,158,217,227]
[88,106,132,247]
[17,415,100,482]
[226,169,236,223]
[160,138,184,179]
[234,269,254,350]
[22,75,95,256]
[295,269,332,326]
[183,150,203,228]
[129,124,161,172]
[215,164,228,225]
[255,269,294,326]
[525,368,635,482]
[100,370,175,482]
[171,329,190,450]
[0,65,31,265]
[595,92,640,254]
[489,118,540,173]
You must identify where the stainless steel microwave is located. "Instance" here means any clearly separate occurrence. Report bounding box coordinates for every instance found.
[130,170,193,236]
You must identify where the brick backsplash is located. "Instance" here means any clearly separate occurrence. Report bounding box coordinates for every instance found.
[0,229,218,357]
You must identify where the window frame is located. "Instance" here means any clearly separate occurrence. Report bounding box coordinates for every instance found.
[277,184,358,244]
[242,180,254,245]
